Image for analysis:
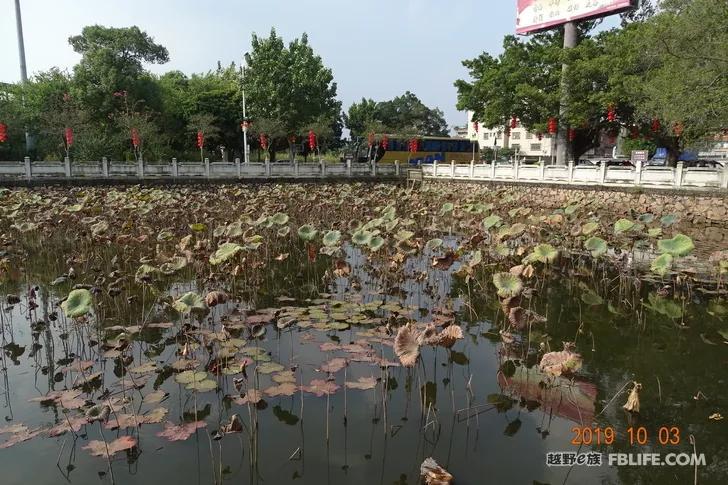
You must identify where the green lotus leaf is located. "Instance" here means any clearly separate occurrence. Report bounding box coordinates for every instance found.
[482,215,502,230]
[12,222,39,232]
[61,289,93,318]
[394,230,415,241]
[91,220,109,237]
[66,204,84,213]
[614,218,635,234]
[440,202,454,215]
[526,243,558,264]
[323,230,341,247]
[298,224,318,241]
[135,264,161,283]
[660,214,678,227]
[584,237,608,257]
[425,238,444,250]
[159,256,188,275]
[657,234,694,257]
[384,219,399,232]
[637,213,655,224]
[650,253,674,276]
[352,230,372,246]
[564,204,579,216]
[189,223,207,232]
[368,236,385,251]
[494,244,511,257]
[492,272,523,298]
[643,293,682,318]
[277,226,290,237]
[581,222,599,235]
[647,227,662,238]
[157,230,174,241]
[173,292,206,314]
[225,221,244,238]
[580,290,604,306]
[270,212,289,225]
[186,379,217,392]
[257,362,284,374]
[209,242,243,265]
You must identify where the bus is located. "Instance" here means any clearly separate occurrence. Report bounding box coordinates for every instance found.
[343,135,475,164]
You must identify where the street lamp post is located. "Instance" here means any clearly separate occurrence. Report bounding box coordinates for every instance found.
[14,0,33,152]
[241,56,249,164]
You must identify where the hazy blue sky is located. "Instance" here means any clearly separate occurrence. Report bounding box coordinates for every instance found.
[1,1,613,129]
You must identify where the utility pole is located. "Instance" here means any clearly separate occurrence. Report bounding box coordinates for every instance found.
[241,56,249,164]
[555,21,577,166]
[14,0,33,152]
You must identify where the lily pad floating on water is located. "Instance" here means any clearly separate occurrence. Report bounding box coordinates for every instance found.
[492,272,523,298]
[425,238,444,251]
[657,234,694,257]
[584,236,608,257]
[297,224,318,241]
[210,242,243,265]
[83,436,137,457]
[270,212,289,225]
[440,202,454,215]
[482,214,502,230]
[368,235,385,251]
[581,221,600,235]
[660,214,678,227]
[157,421,207,441]
[525,243,558,264]
[352,230,372,246]
[61,289,93,318]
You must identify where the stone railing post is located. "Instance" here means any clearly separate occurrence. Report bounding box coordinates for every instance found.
[599,162,607,185]
[171,158,178,178]
[204,158,210,178]
[64,157,71,177]
[265,159,271,177]
[346,159,352,177]
[24,156,32,181]
[294,160,299,178]
[674,161,684,187]
[433,160,438,178]
[490,161,496,179]
[513,158,520,180]
[634,160,642,185]
[235,157,241,178]
[138,157,144,178]
[722,164,728,189]
[395,160,400,177]
[371,160,377,177]
[469,159,475,178]
[321,160,326,178]
[567,160,574,183]
[102,157,109,178]
[450,160,455,177]
[539,160,546,180]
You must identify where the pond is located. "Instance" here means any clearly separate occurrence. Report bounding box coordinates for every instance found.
[0,183,726,485]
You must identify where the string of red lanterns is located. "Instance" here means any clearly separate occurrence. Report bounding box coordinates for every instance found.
[651,118,661,133]
[381,135,389,150]
[568,128,576,142]
[510,115,518,129]
[308,130,317,151]
[196,131,204,149]
[131,128,140,149]
[607,104,616,122]
[259,134,268,151]
[547,117,558,135]
[65,127,74,147]
[0,122,8,143]
[408,138,420,153]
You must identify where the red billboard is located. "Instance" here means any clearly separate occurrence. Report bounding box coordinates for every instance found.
[517,0,634,34]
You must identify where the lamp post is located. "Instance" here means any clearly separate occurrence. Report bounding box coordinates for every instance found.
[14,0,33,152]
[241,54,249,164]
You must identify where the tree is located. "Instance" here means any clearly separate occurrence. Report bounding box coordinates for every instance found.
[187,113,220,161]
[243,29,340,162]
[344,98,379,138]
[69,25,169,121]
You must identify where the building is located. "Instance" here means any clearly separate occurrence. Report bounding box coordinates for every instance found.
[465,111,554,160]
[453,125,469,138]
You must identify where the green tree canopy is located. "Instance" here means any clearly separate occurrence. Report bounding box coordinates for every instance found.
[345,92,448,138]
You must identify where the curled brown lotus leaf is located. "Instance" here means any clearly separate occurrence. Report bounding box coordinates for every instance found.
[83,436,137,457]
[320,357,347,373]
[205,290,228,307]
[221,414,244,434]
[394,323,420,367]
[417,323,439,346]
[623,381,642,413]
[234,389,262,405]
[263,382,298,397]
[500,295,521,316]
[508,307,547,331]
[333,260,351,278]
[539,345,583,377]
[301,379,340,397]
[436,325,464,348]
[420,457,453,484]
[157,420,207,441]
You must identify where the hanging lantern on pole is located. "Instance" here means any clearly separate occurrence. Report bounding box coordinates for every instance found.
[0,123,7,143]
[567,128,576,142]
[547,117,558,135]
[65,127,74,147]
[259,134,268,151]
[131,128,140,149]
[536,132,543,141]
[381,135,389,150]
[651,118,661,133]
[308,130,317,150]
[510,116,517,129]
[196,131,204,149]
[607,104,616,122]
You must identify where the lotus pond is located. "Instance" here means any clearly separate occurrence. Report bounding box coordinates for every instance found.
[0,183,726,485]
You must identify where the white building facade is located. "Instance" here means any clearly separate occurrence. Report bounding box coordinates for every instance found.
[466,111,554,160]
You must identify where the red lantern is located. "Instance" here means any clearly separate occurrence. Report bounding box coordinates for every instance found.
[547,117,558,135]
[537,132,543,141]
[472,121,479,133]
[196,131,204,149]
[568,128,576,142]
[673,122,684,137]
[0,123,7,143]
[409,138,419,153]
[607,104,616,122]
[368,132,374,148]
[381,135,389,150]
[308,130,316,150]
[651,118,661,133]
[259,134,268,151]
[131,128,140,149]
[510,116,517,129]
[65,127,74,147]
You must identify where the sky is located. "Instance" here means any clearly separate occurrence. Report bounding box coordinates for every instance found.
[0,0,522,129]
